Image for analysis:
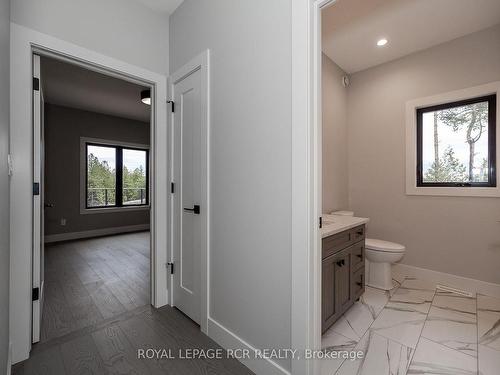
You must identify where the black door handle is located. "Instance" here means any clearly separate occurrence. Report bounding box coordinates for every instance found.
[184,205,200,215]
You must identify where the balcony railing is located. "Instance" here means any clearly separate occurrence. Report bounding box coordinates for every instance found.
[87,187,146,207]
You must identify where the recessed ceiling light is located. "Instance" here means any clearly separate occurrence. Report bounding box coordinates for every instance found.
[141,89,151,105]
[377,38,388,47]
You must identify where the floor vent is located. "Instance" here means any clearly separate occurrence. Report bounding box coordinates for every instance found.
[436,284,473,297]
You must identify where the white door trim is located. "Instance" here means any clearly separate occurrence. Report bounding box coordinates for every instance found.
[31,53,41,344]
[291,1,336,374]
[9,23,168,364]
[168,50,210,334]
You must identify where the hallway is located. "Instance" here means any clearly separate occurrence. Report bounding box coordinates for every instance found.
[12,305,254,375]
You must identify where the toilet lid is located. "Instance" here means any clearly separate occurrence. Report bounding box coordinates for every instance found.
[365,238,405,253]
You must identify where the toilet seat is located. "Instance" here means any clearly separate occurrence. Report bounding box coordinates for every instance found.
[366,238,405,253]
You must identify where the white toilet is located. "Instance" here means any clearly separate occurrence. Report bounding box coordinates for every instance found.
[331,211,405,290]
[365,239,405,290]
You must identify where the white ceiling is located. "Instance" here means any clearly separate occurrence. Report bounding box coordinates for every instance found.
[41,57,151,123]
[322,0,500,74]
[132,0,184,14]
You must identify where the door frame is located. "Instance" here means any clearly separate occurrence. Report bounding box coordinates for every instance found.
[31,53,46,344]
[291,1,336,374]
[10,23,168,364]
[167,50,210,334]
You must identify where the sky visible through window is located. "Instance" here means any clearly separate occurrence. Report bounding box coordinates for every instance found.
[89,145,145,170]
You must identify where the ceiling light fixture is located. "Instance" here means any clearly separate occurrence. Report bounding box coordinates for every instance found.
[141,89,151,105]
[377,38,388,47]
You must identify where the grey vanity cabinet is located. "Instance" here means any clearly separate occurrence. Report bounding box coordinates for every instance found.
[322,225,365,333]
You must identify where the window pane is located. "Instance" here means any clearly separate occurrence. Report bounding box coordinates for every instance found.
[87,145,116,207]
[123,149,147,205]
[421,100,490,183]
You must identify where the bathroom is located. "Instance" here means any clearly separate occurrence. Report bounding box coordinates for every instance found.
[319,1,500,374]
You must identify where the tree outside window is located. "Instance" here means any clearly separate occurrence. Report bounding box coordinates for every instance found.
[417,95,496,187]
[86,143,148,208]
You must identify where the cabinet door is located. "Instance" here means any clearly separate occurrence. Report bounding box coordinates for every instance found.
[335,249,352,314]
[322,255,338,333]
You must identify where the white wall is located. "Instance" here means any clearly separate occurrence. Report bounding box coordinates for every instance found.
[347,25,500,284]
[11,0,169,75]
[0,0,10,371]
[322,54,348,213]
[170,0,292,372]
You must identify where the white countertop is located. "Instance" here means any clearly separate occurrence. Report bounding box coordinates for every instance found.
[321,214,369,238]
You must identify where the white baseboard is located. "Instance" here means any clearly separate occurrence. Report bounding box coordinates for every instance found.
[393,263,500,298]
[44,224,150,243]
[207,318,290,375]
[6,342,12,375]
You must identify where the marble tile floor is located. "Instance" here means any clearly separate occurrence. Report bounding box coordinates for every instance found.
[321,276,500,375]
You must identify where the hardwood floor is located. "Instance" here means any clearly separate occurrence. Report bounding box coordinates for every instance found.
[41,232,151,343]
[13,231,255,375]
[13,305,255,375]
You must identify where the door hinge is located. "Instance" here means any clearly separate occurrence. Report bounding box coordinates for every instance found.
[33,182,40,196]
[32,287,39,301]
[171,182,175,193]
[167,262,174,274]
[33,77,40,91]
[319,216,322,229]
[167,100,175,113]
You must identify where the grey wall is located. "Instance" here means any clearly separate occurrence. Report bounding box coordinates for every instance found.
[0,0,10,371]
[170,0,292,370]
[44,104,150,236]
[347,25,500,284]
[322,54,349,214]
[11,0,169,75]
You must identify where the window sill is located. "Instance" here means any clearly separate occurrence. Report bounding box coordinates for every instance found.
[80,205,150,215]
[406,186,500,197]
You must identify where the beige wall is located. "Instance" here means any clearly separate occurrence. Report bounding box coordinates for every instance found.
[347,25,500,284]
[322,54,349,213]
[44,104,150,236]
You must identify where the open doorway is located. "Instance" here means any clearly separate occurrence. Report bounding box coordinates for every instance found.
[33,54,153,344]
[315,1,500,374]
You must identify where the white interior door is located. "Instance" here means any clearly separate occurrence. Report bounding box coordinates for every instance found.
[171,55,209,327]
[32,54,44,343]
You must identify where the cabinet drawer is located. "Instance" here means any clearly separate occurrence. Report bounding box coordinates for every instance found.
[351,225,365,243]
[350,241,365,271]
[351,267,365,300]
[322,230,352,259]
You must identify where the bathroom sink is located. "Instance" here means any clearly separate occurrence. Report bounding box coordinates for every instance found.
[321,214,370,238]
[322,219,335,225]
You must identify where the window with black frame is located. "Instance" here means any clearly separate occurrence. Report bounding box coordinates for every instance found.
[416,94,496,187]
[86,143,149,209]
